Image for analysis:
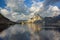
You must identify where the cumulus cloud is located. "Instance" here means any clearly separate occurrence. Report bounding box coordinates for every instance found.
[30,0,60,17]
[47,6,60,17]
[0,0,60,22]
[0,8,17,22]
[1,9,9,15]
[29,1,44,16]
[6,0,28,15]
[44,0,60,7]
[0,0,44,22]
[0,0,30,22]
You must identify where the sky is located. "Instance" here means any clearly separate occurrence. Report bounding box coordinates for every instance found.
[0,0,60,22]
[0,0,43,8]
[0,0,6,8]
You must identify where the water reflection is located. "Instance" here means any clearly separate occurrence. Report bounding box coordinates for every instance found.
[27,24,42,33]
[0,24,60,40]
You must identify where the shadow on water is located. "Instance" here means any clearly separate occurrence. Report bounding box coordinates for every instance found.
[0,24,10,32]
[0,24,60,40]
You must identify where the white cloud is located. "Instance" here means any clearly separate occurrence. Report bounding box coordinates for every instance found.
[1,9,9,15]
[0,0,30,22]
[47,6,60,17]
[29,1,44,16]
[51,6,60,11]
[29,0,60,17]
[6,0,28,15]
[0,0,43,22]
[0,0,60,22]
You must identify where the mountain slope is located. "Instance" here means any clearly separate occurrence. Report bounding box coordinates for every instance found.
[0,13,16,32]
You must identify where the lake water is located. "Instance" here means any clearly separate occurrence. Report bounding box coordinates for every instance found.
[0,24,60,40]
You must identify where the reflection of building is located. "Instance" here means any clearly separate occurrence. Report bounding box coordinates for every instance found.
[27,14,42,23]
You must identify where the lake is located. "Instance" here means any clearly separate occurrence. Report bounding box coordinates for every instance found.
[0,24,60,40]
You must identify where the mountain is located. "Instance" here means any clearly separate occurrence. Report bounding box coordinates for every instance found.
[27,14,43,23]
[0,13,16,32]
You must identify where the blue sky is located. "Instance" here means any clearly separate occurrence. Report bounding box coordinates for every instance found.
[0,0,60,21]
[0,0,6,8]
[0,0,44,8]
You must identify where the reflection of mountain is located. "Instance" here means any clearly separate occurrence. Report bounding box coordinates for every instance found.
[0,24,60,40]
[0,13,16,32]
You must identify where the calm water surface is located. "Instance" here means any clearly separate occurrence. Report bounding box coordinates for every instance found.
[0,24,60,40]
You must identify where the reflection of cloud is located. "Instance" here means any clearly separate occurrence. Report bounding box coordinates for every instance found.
[0,24,60,40]
[40,30,60,40]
